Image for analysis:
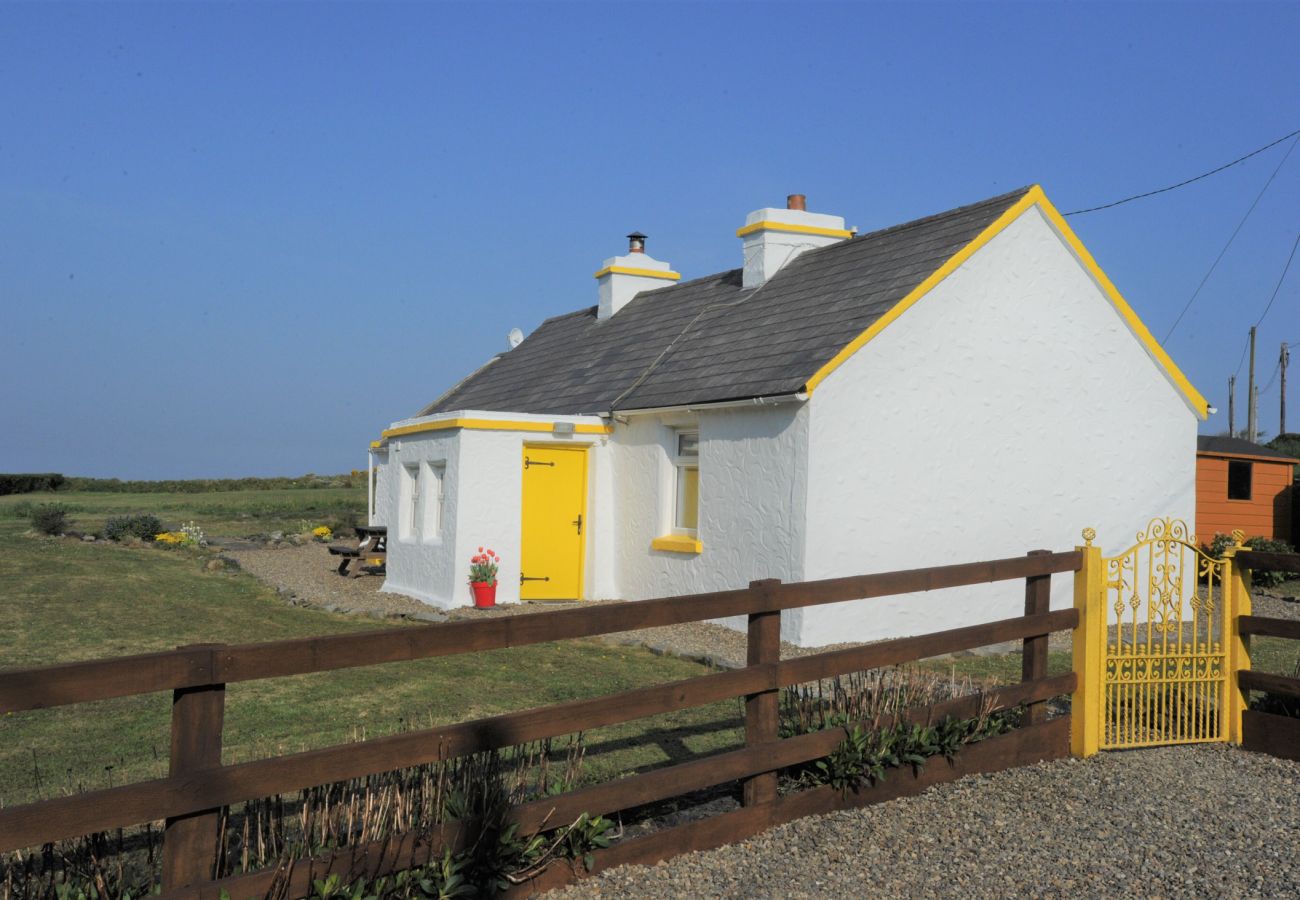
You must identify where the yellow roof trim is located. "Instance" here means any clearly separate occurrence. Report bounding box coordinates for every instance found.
[1033,188,1208,419]
[735,220,854,239]
[804,185,1208,419]
[380,418,613,440]
[592,265,682,281]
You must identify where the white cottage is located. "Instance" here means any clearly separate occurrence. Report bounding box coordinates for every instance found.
[368,186,1207,645]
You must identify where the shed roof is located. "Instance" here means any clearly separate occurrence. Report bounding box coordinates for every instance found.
[1196,435,1300,463]
[416,185,1206,419]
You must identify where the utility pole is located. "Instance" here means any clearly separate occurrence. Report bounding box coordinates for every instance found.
[1282,342,1290,435]
[1247,326,1257,442]
[1228,376,1236,438]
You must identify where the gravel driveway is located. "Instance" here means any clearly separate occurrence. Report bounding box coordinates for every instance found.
[549,744,1300,898]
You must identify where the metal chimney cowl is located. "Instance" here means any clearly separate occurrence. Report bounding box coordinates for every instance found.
[593,231,680,320]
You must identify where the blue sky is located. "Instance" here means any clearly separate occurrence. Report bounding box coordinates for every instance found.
[2,1,1297,478]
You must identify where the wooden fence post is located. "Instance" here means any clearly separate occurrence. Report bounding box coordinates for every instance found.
[162,644,226,891]
[742,579,781,807]
[1071,530,1103,757]
[1224,536,1252,744]
[1022,550,1052,725]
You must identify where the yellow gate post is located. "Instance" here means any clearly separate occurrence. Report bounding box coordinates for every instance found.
[1071,528,1104,757]
[1224,530,1251,744]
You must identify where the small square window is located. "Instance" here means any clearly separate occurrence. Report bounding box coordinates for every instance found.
[1227,460,1252,501]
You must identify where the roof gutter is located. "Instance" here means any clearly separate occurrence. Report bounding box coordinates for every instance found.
[602,391,807,423]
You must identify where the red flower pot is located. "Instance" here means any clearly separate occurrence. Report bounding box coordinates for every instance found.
[470,581,497,609]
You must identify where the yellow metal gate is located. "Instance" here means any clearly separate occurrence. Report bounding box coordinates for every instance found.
[1073,519,1251,754]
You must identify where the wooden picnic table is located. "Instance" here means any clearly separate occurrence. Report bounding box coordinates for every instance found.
[327,525,387,577]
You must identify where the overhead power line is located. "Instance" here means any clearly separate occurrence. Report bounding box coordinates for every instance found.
[1064,127,1300,216]
[1253,230,1300,329]
[1161,135,1299,343]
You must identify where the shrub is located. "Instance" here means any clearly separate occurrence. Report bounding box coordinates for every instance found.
[30,503,70,535]
[1202,533,1295,588]
[0,473,65,495]
[103,513,164,542]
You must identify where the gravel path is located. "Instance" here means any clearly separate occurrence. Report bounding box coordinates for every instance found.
[550,744,1300,898]
[222,543,865,667]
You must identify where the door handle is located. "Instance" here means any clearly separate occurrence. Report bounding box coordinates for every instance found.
[572,514,583,535]
[520,574,550,584]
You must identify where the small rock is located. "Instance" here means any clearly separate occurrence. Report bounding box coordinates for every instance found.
[269,531,284,541]
[82,534,96,542]
[205,559,225,572]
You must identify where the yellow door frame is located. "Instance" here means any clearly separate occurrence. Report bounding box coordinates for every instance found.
[519,442,590,602]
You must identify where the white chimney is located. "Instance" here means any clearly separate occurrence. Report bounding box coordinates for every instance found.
[594,232,680,320]
[738,194,852,289]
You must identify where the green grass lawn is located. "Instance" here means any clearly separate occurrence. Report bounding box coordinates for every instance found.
[0,519,740,807]
[2,483,1296,811]
[0,487,367,538]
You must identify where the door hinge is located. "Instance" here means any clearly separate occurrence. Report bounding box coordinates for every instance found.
[520,573,550,584]
[524,456,555,469]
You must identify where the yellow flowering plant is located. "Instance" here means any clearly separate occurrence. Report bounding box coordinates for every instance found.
[312,525,333,541]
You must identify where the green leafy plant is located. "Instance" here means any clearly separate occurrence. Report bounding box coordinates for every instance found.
[1202,533,1295,588]
[800,700,1020,796]
[30,502,70,535]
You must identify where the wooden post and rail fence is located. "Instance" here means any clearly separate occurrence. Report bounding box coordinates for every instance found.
[1,538,1298,897]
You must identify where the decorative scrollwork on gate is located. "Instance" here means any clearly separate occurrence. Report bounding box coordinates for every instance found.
[1100,518,1232,748]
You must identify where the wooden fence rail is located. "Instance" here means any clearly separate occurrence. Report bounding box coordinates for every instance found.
[0,550,1082,896]
[1238,550,1300,763]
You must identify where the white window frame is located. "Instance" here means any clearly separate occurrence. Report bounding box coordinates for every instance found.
[399,463,421,541]
[368,463,378,523]
[672,430,699,536]
[421,461,445,540]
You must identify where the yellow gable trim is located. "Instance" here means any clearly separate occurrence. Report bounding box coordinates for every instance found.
[804,185,1208,419]
[735,220,854,240]
[1033,189,1208,419]
[592,265,682,281]
[380,418,613,440]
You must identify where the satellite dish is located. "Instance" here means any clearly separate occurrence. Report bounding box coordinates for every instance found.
[507,327,524,350]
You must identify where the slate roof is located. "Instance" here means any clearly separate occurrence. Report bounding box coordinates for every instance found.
[1197,435,1299,462]
[419,187,1031,417]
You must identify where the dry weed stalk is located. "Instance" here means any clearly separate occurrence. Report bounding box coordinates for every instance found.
[780,666,981,735]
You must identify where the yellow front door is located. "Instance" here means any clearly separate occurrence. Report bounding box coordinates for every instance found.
[519,445,587,601]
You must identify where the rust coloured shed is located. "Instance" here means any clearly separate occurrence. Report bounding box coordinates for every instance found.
[1195,435,1298,543]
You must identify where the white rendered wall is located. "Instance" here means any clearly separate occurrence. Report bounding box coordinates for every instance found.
[377,414,613,609]
[375,430,461,608]
[799,205,1199,646]
[612,404,810,643]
